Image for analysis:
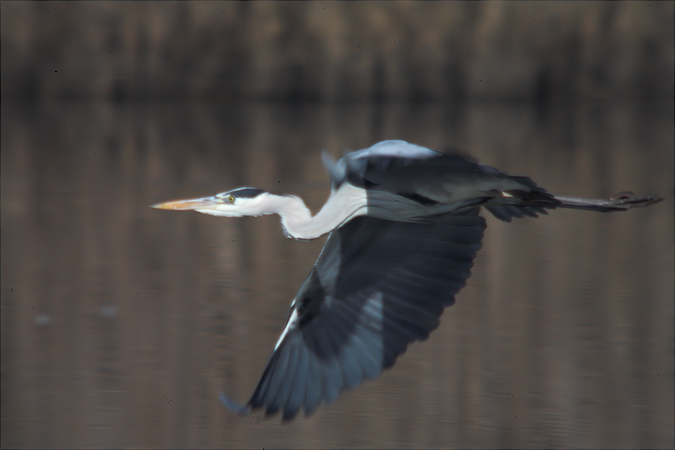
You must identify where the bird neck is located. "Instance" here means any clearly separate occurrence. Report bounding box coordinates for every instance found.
[275,184,368,240]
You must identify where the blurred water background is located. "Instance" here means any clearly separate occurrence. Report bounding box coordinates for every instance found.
[2,2,673,449]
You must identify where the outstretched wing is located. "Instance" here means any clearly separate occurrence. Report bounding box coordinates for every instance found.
[224,210,486,421]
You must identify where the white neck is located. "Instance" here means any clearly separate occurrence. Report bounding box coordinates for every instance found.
[274,184,368,240]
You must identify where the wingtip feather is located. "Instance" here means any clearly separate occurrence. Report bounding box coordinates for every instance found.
[219,391,250,415]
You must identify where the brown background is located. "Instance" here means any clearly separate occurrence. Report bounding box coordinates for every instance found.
[1,2,673,449]
[2,2,673,102]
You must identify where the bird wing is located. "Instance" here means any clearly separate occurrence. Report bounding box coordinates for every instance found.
[225,210,485,420]
[323,141,559,222]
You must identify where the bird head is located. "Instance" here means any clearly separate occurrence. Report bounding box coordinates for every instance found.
[152,187,277,217]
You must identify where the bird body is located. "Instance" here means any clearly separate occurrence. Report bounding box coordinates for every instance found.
[153,140,661,421]
[323,140,560,223]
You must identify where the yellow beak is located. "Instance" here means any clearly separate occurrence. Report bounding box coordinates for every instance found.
[151,196,218,211]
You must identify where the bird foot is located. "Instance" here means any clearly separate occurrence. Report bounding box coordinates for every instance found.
[609,191,663,208]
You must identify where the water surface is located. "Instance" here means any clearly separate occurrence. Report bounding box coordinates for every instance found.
[2,102,673,448]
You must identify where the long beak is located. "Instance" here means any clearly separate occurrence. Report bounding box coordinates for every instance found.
[151,196,219,211]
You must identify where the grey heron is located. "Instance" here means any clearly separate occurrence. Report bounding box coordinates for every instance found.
[153,140,661,421]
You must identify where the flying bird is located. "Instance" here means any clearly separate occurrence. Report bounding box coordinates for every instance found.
[153,140,661,421]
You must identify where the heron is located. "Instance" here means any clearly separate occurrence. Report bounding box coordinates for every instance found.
[153,140,661,421]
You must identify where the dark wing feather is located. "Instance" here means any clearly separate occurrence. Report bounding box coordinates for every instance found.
[236,210,485,420]
[347,151,560,222]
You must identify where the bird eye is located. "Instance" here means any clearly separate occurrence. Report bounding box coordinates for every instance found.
[227,195,235,204]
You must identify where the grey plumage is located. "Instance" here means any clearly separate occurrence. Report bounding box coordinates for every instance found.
[243,211,485,421]
[153,140,661,421]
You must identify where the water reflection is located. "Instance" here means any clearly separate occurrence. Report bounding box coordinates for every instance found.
[1,102,672,448]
